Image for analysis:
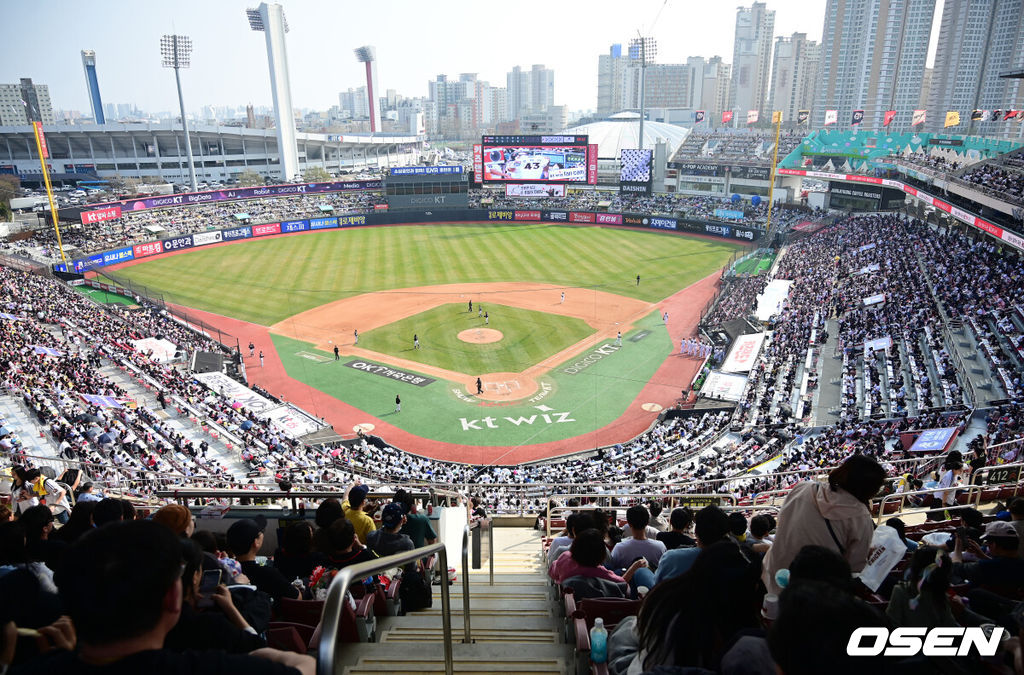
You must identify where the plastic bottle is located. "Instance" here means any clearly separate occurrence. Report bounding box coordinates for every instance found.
[590,617,608,664]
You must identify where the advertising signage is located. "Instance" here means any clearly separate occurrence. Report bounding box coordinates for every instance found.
[620,149,653,196]
[389,166,463,175]
[480,134,595,185]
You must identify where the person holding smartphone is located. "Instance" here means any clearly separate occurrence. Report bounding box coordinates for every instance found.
[164,540,266,654]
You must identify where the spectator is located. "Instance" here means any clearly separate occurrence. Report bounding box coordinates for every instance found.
[609,506,666,571]
[273,521,316,580]
[226,517,300,603]
[367,503,415,576]
[763,455,886,594]
[50,502,98,544]
[311,498,344,554]
[342,483,376,545]
[152,504,195,538]
[321,518,378,571]
[768,581,889,675]
[550,529,648,599]
[627,540,762,672]
[886,547,960,629]
[1008,497,1024,559]
[164,539,265,654]
[91,498,124,527]
[15,520,314,674]
[394,489,437,549]
[655,507,696,550]
[647,501,668,532]
[655,505,731,584]
[546,512,595,567]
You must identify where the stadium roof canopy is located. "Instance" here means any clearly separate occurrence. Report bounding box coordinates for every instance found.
[565,112,689,160]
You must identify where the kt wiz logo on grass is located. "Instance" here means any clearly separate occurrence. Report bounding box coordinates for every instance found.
[846,627,1005,657]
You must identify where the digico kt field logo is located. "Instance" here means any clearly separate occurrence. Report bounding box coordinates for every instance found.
[847,627,1005,656]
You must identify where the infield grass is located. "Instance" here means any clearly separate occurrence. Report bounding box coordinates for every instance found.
[359,303,593,375]
[107,223,741,326]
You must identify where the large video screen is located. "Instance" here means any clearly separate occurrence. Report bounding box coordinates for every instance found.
[480,135,592,184]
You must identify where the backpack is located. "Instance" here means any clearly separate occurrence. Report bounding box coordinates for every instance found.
[398,565,433,614]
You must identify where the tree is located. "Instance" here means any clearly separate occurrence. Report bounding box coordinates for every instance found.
[0,175,20,222]
[237,170,264,187]
[302,166,332,183]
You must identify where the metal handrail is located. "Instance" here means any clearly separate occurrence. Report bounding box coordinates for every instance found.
[317,542,455,675]
[873,485,985,525]
[461,525,472,644]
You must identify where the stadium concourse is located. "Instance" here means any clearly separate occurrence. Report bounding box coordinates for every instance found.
[6,190,1024,671]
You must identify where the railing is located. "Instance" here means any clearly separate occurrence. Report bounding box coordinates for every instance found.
[156,487,463,511]
[469,518,495,587]
[317,542,457,675]
[543,493,737,538]
[873,485,986,525]
[461,525,473,644]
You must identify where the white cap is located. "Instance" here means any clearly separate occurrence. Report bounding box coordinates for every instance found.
[594,618,604,627]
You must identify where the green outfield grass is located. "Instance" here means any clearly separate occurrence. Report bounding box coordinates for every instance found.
[732,250,776,276]
[74,286,136,306]
[109,223,741,325]
[359,303,593,375]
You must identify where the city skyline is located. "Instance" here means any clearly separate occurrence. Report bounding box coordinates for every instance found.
[3,0,830,117]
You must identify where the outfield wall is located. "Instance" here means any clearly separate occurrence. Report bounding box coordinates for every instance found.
[55,209,763,274]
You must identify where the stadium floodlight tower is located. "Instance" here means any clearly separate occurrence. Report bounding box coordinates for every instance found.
[161,35,199,193]
[81,50,105,124]
[354,46,382,134]
[629,36,656,150]
[247,3,300,182]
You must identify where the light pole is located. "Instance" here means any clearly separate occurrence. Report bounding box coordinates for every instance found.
[630,37,657,150]
[161,35,198,192]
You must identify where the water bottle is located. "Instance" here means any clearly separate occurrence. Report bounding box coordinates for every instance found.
[590,617,608,664]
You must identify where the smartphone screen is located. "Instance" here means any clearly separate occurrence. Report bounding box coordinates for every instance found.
[197,569,222,608]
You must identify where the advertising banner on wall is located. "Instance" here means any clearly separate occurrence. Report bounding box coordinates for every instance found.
[721,332,766,373]
[81,206,122,224]
[505,184,566,197]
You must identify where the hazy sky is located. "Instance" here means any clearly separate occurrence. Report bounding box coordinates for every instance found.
[3,0,833,115]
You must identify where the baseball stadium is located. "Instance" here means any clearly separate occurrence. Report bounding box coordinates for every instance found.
[7,1,1024,672]
[97,219,742,464]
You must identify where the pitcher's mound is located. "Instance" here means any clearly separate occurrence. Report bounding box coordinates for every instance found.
[457,328,503,344]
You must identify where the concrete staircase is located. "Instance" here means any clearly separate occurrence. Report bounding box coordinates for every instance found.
[336,528,571,675]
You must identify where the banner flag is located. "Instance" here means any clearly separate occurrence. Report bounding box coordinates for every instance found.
[722,111,734,124]
[771,110,782,124]
[797,110,810,125]
[824,110,838,126]
[746,110,759,124]
[851,110,864,125]
[944,111,960,127]
[911,109,926,126]
[695,110,705,123]
[883,110,897,127]
[970,110,984,122]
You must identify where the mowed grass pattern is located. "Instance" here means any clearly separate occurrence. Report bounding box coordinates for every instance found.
[360,303,594,375]
[110,223,742,326]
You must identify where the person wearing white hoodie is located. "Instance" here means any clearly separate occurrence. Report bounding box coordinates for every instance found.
[762,454,887,595]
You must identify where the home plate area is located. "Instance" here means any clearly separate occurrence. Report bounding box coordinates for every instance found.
[485,379,521,395]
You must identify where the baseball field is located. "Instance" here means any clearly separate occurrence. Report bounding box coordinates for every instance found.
[104,222,740,462]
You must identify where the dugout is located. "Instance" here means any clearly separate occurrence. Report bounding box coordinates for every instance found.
[385,165,469,209]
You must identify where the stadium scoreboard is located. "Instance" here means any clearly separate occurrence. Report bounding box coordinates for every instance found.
[474,135,598,185]
[385,165,469,209]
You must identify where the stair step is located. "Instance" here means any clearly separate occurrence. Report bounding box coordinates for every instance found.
[380,627,559,644]
[411,607,551,618]
[344,656,565,674]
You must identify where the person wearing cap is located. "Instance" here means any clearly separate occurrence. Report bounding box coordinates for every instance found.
[227,517,300,603]
[367,503,415,576]
[152,504,195,538]
[75,482,103,503]
[951,520,1024,590]
[951,520,1024,627]
[342,482,376,545]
